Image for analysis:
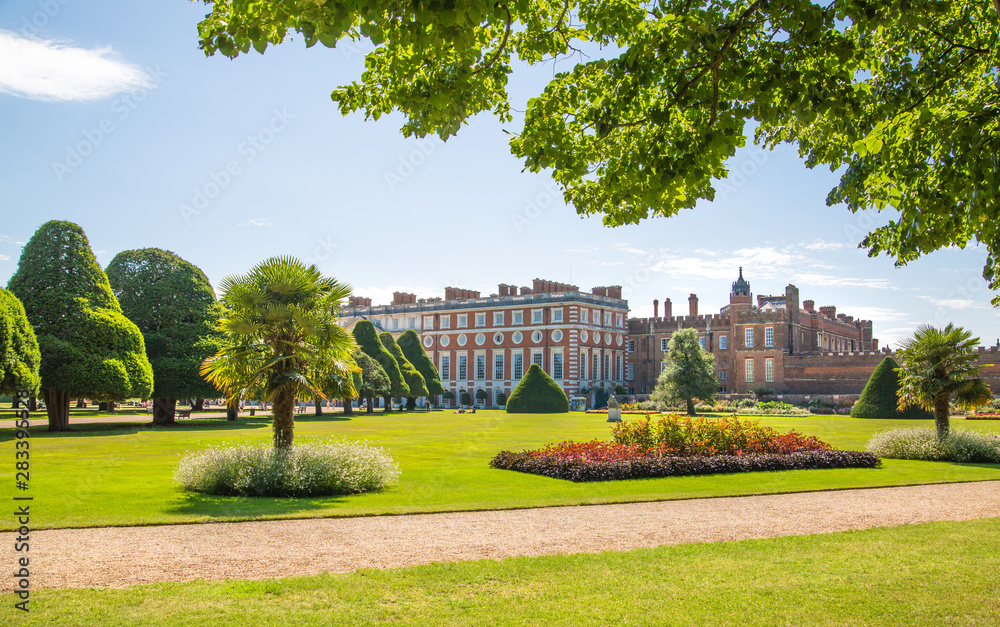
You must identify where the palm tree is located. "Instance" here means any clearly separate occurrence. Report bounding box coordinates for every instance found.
[896,324,992,437]
[201,257,357,449]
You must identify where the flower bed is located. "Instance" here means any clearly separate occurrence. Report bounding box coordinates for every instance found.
[967,413,1000,420]
[491,414,881,482]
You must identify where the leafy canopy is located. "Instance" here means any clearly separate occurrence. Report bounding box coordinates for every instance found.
[7,220,153,401]
[379,331,429,399]
[202,256,357,448]
[397,329,446,396]
[106,248,224,401]
[652,328,717,414]
[197,1,1000,303]
[352,320,409,399]
[850,356,933,420]
[0,289,41,396]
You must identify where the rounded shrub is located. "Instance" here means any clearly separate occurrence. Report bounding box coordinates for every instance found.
[506,364,569,413]
[851,356,934,419]
[174,439,401,497]
[866,427,1000,463]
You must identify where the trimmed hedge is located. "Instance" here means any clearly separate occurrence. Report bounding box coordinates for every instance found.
[490,450,882,482]
[851,356,934,419]
[506,364,569,413]
[352,320,409,401]
[378,331,428,399]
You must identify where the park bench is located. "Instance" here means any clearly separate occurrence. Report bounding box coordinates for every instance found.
[176,409,192,419]
[294,406,306,414]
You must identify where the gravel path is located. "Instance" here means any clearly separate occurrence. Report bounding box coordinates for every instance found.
[5,480,999,590]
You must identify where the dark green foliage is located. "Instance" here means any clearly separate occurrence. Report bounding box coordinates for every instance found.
[352,321,408,403]
[851,357,934,420]
[652,329,717,416]
[379,331,428,400]
[0,289,41,395]
[106,248,223,402]
[490,450,882,483]
[505,364,569,414]
[397,330,445,397]
[356,352,390,414]
[7,221,153,430]
[496,391,507,406]
[460,391,471,406]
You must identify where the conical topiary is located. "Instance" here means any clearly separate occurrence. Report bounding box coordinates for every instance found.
[851,356,934,419]
[505,364,569,414]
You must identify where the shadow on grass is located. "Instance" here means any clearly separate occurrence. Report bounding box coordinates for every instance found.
[166,490,345,521]
[0,417,283,441]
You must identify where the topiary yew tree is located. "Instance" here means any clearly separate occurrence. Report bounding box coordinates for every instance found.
[7,221,154,431]
[506,364,569,414]
[397,329,446,400]
[850,356,934,421]
[352,320,408,411]
[379,331,428,410]
[106,248,224,425]
[0,289,41,398]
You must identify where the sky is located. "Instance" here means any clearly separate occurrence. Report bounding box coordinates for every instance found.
[1,0,997,349]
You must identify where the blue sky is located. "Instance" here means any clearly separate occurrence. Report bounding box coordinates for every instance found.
[1,0,997,348]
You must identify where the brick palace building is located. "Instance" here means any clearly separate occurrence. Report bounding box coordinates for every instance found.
[344,270,1000,406]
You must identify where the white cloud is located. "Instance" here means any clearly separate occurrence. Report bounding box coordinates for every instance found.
[0,30,153,101]
[239,218,273,227]
[0,254,9,261]
[801,239,847,251]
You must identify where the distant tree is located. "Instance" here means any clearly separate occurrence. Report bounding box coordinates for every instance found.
[7,221,153,431]
[106,248,224,425]
[0,289,41,397]
[751,386,773,402]
[201,257,356,448]
[496,391,507,407]
[851,356,934,420]
[506,364,569,413]
[355,352,390,414]
[352,321,408,411]
[460,390,471,406]
[442,390,455,406]
[379,331,428,410]
[475,389,488,406]
[397,329,446,399]
[652,328,717,416]
[896,324,993,438]
[317,364,360,417]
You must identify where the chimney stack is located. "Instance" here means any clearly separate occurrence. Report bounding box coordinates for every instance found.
[664,298,672,319]
[653,299,659,320]
[689,294,699,317]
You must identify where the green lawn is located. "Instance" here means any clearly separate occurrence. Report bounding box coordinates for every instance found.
[3,410,999,530]
[21,517,1000,626]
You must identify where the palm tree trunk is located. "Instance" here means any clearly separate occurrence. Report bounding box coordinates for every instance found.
[314,398,323,416]
[934,397,950,438]
[43,389,71,431]
[272,388,296,449]
[152,397,176,425]
[226,400,239,421]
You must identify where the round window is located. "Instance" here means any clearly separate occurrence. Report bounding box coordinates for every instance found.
[594,333,601,345]
[616,334,624,346]
[580,330,589,343]
[475,333,486,346]
[493,332,504,344]
[552,330,563,342]
[440,335,451,347]
[605,332,612,345]
[457,334,467,347]
[423,335,433,348]
[512,331,523,344]
[531,330,543,343]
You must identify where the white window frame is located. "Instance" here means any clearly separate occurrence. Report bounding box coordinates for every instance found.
[475,313,486,327]
[440,355,450,380]
[719,370,727,380]
[512,353,524,380]
[605,311,612,326]
[440,316,451,329]
[422,316,434,330]
[627,340,635,352]
[765,327,774,348]
[531,351,544,369]
[699,337,706,350]
[660,360,668,373]
[392,318,399,330]
[766,357,774,382]
[616,313,623,327]
[512,311,523,325]
[745,328,754,348]
[408,317,416,329]
[604,355,611,381]
[581,309,589,324]
[531,309,544,324]
[476,354,486,380]
[745,358,754,383]
[457,314,468,328]
[615,354,622,380]
[593,354,600,380]
[552,351,564,380]
[457,355,468,380]
[494,353,504,380]
[580,350,587,379]
[660,338,670,352]
[719,335,727,350]
[493,311,504,325]
[552,308,564,323]
[626,363,635,380]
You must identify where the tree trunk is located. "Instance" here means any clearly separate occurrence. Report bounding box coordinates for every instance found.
[366,396,374,414]
[12,397,18,409]
[152,397,177,425]
[934,396,950,438]
[98,401,116,412]
[29,396,38,412]
[226,400,239,421]
[687,398,696,416]
[272,388,296,449]
[193,398,205,410]
[342,398,353,416]
[382,395,392,412]
[43,388,71,432]
[314,398,323,416]
[76,398,86,408]
[406,397,416,410]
